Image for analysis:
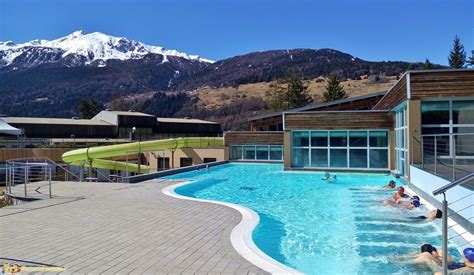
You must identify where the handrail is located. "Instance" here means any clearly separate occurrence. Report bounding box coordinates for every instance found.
[433,173,474,196]
[421,132,474,137]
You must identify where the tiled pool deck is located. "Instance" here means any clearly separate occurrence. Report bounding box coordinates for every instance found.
[0,180,266,274]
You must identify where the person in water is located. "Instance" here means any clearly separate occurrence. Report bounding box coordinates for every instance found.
[398,244,454,270]
[322,172,337,182]
[408,209,443,222]
[384,180,396,189]
[434,247,474,274]
[383,186,410,206]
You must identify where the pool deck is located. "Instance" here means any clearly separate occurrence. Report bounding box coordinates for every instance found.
[0,180,267,274]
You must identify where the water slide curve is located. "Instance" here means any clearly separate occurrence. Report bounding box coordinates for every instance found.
[62,137,224,173]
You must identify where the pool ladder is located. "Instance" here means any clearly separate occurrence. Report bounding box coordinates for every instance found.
[433,173,474,275]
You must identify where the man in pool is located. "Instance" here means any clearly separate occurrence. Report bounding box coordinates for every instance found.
[397,244,454,271]
[384,180,396,189]
[408,209,443,222]
[434,247,474,274]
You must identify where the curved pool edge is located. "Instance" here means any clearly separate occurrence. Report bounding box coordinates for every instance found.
[162,181,303,275]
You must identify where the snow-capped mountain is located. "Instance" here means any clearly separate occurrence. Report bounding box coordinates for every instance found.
[0,30,213,69]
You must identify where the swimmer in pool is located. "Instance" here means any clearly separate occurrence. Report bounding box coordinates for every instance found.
[384,180,396,189]
[383,186,410,206]
[322,172,331,180]
[434,247,474,274]
[408,209,443,222]
[397,244,454,271]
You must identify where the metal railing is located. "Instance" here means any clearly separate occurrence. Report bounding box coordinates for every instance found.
[3,165,53,199]
[432,173,474,275]
[412,133,474,183]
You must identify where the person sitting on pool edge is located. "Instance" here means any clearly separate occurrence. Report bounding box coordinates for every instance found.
[434,247,474,274]
[384,180,396,189]
[408,209,443,222]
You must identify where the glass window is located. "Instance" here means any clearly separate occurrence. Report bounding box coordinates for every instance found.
[256,146,269,160]
[330,149,347,167]
[421,127,450,135]
[180,157,193,167]
[369,131,388,147]
[421,101,449,125]
[243,146,256,159]
[330,131,347,147]
[270,146,283,160]
[292,148,309,167]
[203,158,217,163]
[369,149,388,168]
[293,131,309,147]
[311,149,328,167]
[350,149,367,168]
[349,131,367,147]
[311,131,328,147]
[230,146,243,160]
[453,101,474,125]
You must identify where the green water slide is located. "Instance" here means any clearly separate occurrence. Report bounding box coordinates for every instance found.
[62,137,224,173]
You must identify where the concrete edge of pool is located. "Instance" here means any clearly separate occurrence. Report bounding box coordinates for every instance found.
[162,180,303,275]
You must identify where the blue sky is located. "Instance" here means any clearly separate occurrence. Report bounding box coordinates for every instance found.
[0,0,472,65]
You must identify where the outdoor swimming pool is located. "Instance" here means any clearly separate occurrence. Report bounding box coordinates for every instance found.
[166,163,462,274]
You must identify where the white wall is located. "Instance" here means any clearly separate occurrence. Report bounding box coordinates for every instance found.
[410,165,472,220]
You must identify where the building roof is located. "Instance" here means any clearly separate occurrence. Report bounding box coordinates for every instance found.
[97,111,155,117]
[3,117,114,126]
[156,117,218,124]
[248,91,387,121]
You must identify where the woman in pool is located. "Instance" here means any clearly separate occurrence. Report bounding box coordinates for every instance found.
[384,180,396,189]
[433,247,474,274]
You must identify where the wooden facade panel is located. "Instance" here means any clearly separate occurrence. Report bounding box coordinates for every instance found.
[410,71,474,99]
[372,75,407,110]
[224,131,284,145]
[285,111,394,130]
[250,116,283,131]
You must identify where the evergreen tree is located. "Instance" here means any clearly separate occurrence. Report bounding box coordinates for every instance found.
[265,79,287,111]
[448,36,466,68]
[323,75,347,102]
[422,59,434,69]
[285,72,313,109]
[469,50,474,67]
[79,98,103,119]
[407,63,416,71]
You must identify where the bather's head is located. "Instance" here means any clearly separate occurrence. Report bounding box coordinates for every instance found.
[428,209,443,220]
[388,180,396,188]
[421,244,438,256]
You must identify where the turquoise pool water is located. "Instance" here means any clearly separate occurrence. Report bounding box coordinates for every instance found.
[166,163,461,274]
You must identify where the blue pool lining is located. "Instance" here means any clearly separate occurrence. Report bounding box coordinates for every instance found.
[162,180,303,275]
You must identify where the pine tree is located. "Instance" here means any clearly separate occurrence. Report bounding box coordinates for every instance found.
[79,98,103,119]
[265,79,287,111]
[469,50,474,67]
[285,72,313,109]
[323,75,347,102]
[448,36,466,68]
[265,72,313,111]
[422,59,434,70]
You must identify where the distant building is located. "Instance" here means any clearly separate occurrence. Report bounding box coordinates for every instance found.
[0,110,221,148]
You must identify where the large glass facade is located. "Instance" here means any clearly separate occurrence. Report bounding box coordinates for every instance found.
[291,130,389,169]
[395,105,407,176]
[421,99,474,158]
[230,145,283,161]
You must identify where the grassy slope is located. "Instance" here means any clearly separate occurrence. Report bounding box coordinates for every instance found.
[193,76,398,109]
